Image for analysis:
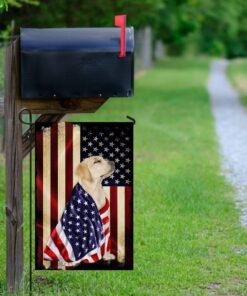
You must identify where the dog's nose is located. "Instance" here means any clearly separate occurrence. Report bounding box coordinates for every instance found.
[109,160,115,170]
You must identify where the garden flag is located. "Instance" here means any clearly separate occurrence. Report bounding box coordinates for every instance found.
[35,122,133,270]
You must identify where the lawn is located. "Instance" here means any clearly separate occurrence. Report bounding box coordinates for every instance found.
[0,58,247,295]
[0,47,4,95]
[228,58,247,106]
[0,47,4,151]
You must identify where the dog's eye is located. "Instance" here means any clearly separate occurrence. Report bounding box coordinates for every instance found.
[94,160,101,164]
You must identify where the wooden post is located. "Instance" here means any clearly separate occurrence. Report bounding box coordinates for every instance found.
[4,40,23,292]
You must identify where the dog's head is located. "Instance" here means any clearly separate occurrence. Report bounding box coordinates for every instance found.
[75,156,115,184]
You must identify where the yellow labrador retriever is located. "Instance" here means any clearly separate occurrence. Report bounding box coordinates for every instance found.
[75,155,117,261]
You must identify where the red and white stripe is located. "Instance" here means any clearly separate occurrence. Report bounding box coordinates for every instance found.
[35,122,133,269]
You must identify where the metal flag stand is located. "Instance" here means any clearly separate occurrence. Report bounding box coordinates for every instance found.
[19,108,34,295]
[126,116,136,125]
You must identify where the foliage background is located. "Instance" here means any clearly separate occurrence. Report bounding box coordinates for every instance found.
[1,0,247,58]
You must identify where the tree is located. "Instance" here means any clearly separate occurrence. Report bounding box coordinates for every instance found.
[153,0,199,55]
[0,0,39,12]
[0,0,8,12]
[195,0,243,57]
[0,0,162,30]
[153,0,247,57]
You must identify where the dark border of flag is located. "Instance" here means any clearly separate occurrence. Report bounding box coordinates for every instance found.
[35,121,134,270]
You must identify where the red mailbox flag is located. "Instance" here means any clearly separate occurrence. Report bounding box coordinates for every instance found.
[115,15,126,58]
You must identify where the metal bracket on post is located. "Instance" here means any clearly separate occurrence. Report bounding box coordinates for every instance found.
[126,116,136,125]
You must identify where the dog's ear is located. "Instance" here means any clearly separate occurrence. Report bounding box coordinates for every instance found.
[75,162,92,183]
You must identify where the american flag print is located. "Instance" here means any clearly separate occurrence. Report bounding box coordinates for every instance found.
[43,183,111,265]
[35,122,133,270]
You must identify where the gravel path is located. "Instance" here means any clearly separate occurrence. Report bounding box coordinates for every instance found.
[208,60,247,227]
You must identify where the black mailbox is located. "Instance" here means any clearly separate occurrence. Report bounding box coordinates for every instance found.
[20,27,134,99]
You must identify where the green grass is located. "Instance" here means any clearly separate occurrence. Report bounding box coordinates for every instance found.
[0,58,247,295]
[0,47,4,149]
[228,58,247,106]
[0,47,4,95]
